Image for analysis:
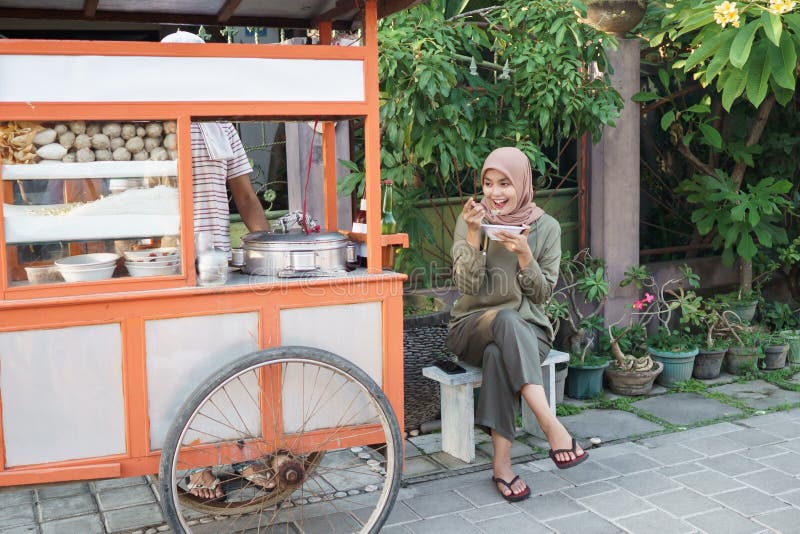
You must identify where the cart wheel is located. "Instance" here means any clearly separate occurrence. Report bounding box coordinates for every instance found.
[159,346,402,533]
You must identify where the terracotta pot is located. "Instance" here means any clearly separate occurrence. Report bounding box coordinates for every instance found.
[604,361,663,396]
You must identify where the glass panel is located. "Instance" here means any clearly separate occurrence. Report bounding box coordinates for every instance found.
[1,120,181,286]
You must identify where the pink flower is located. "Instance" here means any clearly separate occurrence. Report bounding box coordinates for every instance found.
[644,293,655,303]
[632,300,644,310]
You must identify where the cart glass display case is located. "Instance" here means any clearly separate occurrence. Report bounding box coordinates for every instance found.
[2,119,181,286]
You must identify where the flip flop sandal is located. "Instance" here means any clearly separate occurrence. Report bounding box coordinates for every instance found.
[491,475,531,502]
[548,437,589,469]
[241,464,277,492]
[184,473,225,501]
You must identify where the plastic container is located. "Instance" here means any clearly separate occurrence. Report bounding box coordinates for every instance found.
[24,265,63,284]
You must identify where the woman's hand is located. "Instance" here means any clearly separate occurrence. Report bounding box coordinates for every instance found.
[496,228,533,268]
[461,197,485,232]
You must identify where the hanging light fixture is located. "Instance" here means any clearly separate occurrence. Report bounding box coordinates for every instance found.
[469,57,478,76]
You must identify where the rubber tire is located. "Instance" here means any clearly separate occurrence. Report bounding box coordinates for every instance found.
[158,345,402,534]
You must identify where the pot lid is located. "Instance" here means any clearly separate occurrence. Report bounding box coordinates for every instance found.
[242,230,347,245]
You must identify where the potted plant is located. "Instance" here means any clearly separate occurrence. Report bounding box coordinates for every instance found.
[671,290,731,379]
[546,251,610,399]
[602,324,664,395]
[646,327,700,386]
[760,331,789,371]
[761,300,800,365]
[722,325,763,376]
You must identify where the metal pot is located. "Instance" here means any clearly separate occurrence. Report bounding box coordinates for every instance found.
[240,230,357,277]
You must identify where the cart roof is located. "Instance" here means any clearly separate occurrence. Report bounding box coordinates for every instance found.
[0,0,422,29]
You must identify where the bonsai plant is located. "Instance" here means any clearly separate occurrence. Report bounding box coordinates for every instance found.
[614,264,700,387]
[602,324,664,395]
[546,250,610,399]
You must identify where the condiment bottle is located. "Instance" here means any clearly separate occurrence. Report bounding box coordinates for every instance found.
[352,197,367,234]
[381,180,397,234]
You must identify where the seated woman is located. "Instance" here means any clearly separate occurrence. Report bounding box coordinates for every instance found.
[446,147,587,502]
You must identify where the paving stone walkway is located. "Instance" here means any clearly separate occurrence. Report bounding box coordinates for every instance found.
[1,370,799,533]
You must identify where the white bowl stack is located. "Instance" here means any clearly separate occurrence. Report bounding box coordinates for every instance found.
[123,247,181,277]
[55,253,119,282]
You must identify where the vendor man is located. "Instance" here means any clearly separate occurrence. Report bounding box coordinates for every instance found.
[161,30,269,252]
[161,30,271,500]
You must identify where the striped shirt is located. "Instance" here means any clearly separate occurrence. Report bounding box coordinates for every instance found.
[191,123,252,252]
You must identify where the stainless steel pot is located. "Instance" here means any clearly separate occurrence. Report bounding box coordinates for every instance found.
[241,230,357,277]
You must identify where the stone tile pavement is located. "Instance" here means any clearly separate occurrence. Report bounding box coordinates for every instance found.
[1,372,799,533]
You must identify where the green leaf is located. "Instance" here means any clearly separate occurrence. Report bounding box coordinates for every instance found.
[632,91,659,102]
[686,104,711,113]
[699,123,723,148]
[762,11,783,47]
[658,68,670,89]
[745,44,771,107]
[769,32,797,90]
[661,110,676,130]
[721,67,747,110]
[729,19,762,68]
[686,30,735,70]
[737,232,758,260]
[676,10,717,38]
[706,40,732,81]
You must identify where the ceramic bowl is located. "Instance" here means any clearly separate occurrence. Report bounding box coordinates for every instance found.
[125,261,180,277]
[58,264,116,282]
[123,248,179,262]
[481,224,525,241]
[55,253,119,268]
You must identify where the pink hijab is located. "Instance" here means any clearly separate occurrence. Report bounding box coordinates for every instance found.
[479,147,545,226]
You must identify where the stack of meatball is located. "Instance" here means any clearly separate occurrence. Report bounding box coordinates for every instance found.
[33,121,178,163]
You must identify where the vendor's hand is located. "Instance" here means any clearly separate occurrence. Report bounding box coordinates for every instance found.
[461,197,485,232]
[496,228,533,265]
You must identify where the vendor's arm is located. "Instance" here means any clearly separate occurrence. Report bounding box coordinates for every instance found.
[499,218,561,304]
[229,174,269,232]
[452,208,486,295]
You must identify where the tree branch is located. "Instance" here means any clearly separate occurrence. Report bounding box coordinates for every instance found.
[676,140,716,177]
[730,94,776,187]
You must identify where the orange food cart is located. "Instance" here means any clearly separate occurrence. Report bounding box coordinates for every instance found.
[0,1,413,532]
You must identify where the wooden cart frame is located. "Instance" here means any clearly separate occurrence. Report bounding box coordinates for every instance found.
[0,0,407,490]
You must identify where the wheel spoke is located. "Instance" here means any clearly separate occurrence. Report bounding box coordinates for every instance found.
[160,350,400,533]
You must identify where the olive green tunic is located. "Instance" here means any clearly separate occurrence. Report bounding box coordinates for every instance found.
[445,214,561,440]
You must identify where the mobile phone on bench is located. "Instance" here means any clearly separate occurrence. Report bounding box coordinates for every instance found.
[434,360,467,374]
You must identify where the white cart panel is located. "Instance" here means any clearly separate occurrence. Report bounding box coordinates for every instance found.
[280,302,382,432]
[0,55,365,103]
[0,324,126,466]
[146,312,260,450]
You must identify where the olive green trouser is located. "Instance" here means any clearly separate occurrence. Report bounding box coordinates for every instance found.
[446,308,550,442]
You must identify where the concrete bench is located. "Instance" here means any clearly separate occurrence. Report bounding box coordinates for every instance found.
[422,349,570,463]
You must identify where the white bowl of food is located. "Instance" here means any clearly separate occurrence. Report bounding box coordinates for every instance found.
[124,248,179,262]
[481,223,526,241]
[58,264,116,282]
[25,265,63,284]
[55,253,120,268]
[125,261,180,277]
